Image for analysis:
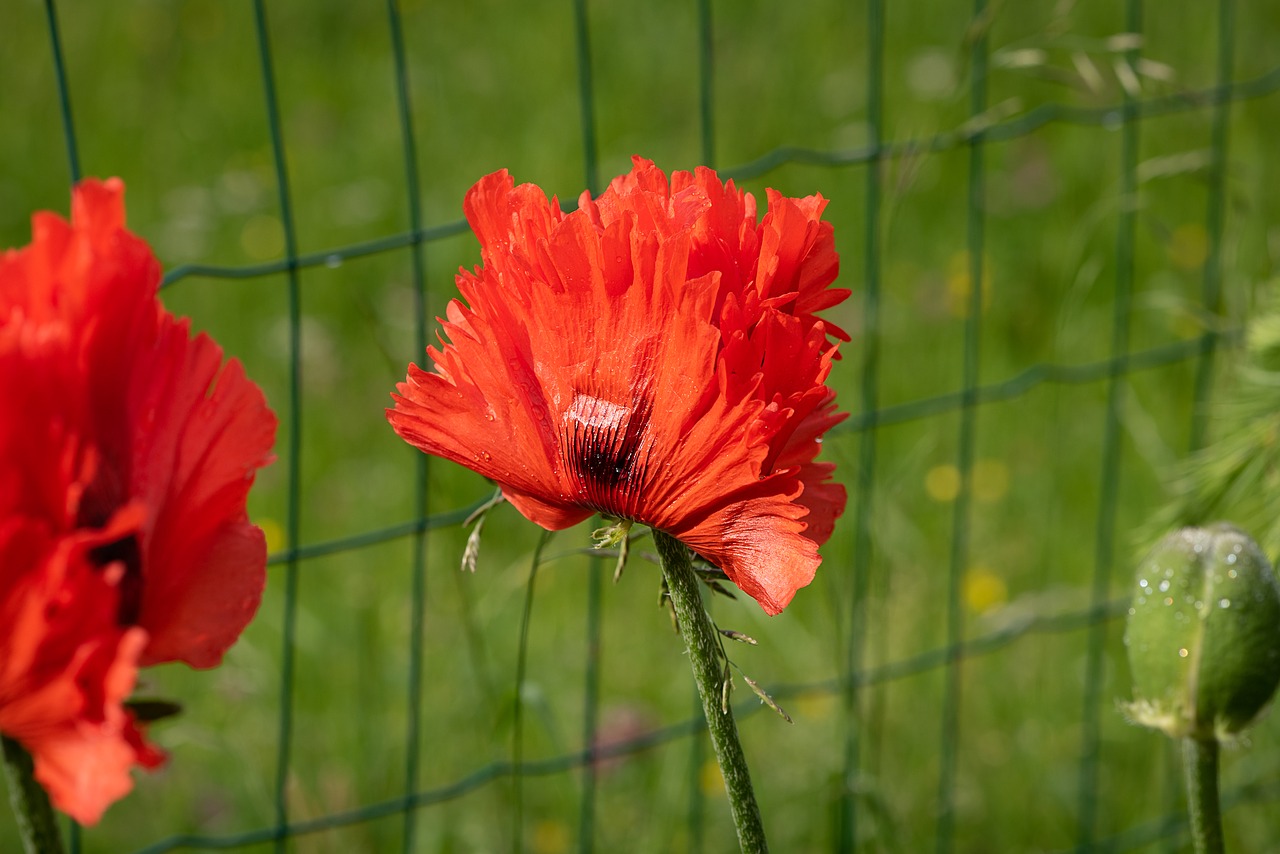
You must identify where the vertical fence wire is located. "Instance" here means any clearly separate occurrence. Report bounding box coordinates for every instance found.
[935,3,989,851]
[1075,1,1143,848]
[42,0,80,185]
[1189,0,1236,453]
[249,2,305,850]
[578,563,603,853]
[696,0,716,168]
[573,0,600,197]
[512,531,552,854]
[570,4,603,849]
[687,3,718,849]
[383,1,432,850]
[839,0,885,849]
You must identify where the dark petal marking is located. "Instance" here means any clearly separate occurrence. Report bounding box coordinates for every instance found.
[562,391,654,517]
[88,534,144,627]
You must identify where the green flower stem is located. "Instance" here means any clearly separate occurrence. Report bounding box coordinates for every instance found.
[2,736,64,854]
[652,530,767,853]
[1183,736,1224,854]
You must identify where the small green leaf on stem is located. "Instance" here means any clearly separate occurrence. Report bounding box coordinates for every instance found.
[461,488,505,573]
[461,513,485,573]
[592,518,633,550]
[721,661,733,715]
[659,579,679,632]
[612,530,630,583]
[125,699,183,724]
[700,578,739,600]
[463,488,506,528]
[742,675,793,724]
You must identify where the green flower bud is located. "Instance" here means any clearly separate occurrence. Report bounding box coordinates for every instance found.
[1124,524,1280,741]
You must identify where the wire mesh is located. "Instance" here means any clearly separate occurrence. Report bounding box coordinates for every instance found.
[14,0,1280,850]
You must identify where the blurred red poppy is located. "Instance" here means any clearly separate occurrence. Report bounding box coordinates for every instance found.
[0,179,277,823]
[389,156,847,615]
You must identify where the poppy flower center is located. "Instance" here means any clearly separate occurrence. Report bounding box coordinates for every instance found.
[562,391,653,517]
[87,534,143,627]
[74,461,143,626]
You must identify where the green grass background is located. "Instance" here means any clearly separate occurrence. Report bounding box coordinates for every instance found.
[3,0,1280,851]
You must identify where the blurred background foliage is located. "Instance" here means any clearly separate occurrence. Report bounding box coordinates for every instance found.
[3,0,1280,851]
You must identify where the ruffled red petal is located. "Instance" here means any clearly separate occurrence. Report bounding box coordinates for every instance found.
[0,518,161,825]
[127,320,275,668]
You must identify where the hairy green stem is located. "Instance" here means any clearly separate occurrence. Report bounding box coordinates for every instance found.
[1183,737,1224,854]
[653,530,767,853]
[2,736,64,854]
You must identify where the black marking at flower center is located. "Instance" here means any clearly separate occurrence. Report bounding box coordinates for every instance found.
[562,391,654,516]
[88,534,144,627]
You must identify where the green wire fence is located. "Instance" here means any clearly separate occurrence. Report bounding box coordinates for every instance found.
[16,0,1280,850]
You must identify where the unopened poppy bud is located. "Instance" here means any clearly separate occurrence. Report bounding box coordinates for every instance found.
[1123,524,1280,741]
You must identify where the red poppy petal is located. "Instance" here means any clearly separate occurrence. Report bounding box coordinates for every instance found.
[1,180,160,347]
[756,190,850,345]
[673,478,820,616]
[795,471,846,547]
[500,484,595,531]
[26,626,153,826]
[0,521,156,825]
[127,320,275,668]
[388,338,568,508]
[29,718,140,826]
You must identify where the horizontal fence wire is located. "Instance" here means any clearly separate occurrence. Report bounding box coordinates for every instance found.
[154,64,1280,291]
[32,0,1279,851]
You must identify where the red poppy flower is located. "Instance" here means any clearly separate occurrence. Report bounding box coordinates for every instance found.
[0,179,277,823]
[389,156,848,614]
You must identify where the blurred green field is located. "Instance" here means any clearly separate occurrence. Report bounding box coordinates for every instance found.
[4,0,1280,851]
